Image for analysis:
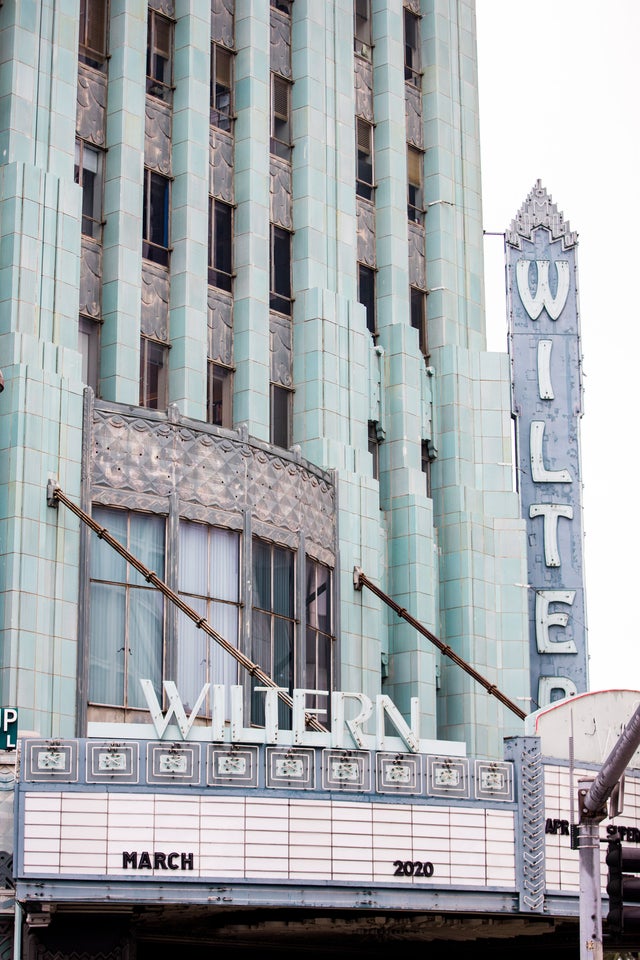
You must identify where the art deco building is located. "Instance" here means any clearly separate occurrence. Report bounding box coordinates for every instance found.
[0,2,610,959]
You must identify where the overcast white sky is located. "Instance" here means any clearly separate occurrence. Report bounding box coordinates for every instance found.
[475,0,640,692]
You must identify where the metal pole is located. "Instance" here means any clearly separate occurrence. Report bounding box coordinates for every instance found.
[576,703,640,960]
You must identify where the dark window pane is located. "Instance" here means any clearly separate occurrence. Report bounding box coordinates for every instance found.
[143,171,170,265]
[270,226,292,314]
[358,264,376,335]
[404,9,420,85]
[270,384,291,449]
[207,362,233,428]
[139,337,168,409]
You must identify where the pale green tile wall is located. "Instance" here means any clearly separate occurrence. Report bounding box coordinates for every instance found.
[169,0,210,419]
[101,0,146,403]
[0,2,84,736]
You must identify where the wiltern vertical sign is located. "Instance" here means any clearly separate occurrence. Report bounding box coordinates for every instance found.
[506,181,588,708]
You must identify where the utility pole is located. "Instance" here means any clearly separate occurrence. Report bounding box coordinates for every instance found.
[577,703,640,960]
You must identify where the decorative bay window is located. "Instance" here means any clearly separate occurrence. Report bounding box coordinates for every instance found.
[176,521,240,716]
[86,505,335,727]
[89,507,165,710]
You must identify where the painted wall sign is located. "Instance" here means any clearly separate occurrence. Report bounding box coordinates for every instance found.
[506,182,588,707]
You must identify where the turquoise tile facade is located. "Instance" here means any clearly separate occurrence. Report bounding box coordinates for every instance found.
[0,0,531,760]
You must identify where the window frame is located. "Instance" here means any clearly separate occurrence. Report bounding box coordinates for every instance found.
[146,9,174,104]
[356,117,374,201]
[75,139,104,241]
[305,557,334,724]
[210,41,234,132]
[251,537,296,728]
[88,506,166,711]
[79,315,101,394]
[270,74,293,160]
[354,0,372,59]
[410,286,428,358]
[407,145,424,224]
[270,224,293,316]
[139,335,169,410]
[142,168,171,267]
[270,382,293,450]
[403,7,421,87]
[358,263,376,336]
[79,0,109,70]
[208,197,233,291]
[176,520,241,717]
[368,420,381,480]
[207,361,234,429]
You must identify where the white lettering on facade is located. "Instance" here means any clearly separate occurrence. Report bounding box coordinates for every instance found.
[516,259,570,321]
[529,503,574,567]
[537,339,554,399]
[140,682,423,753]
[530,421,572,483]
[535,590,577,654]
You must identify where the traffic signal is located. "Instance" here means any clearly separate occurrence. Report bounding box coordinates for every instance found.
[605,837,640,938]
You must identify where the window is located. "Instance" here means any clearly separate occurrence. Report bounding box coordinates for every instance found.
[176,522,240,716]
[207,361,233,428]
[271,74,292,160]
[79,316,100,392]
[358,264,376,336]
[354,0,372,58]
[404,8,421,86]
[146,9,173,103]
[140,336,169,410]
[356,117,374,200]
[421,439,433,498]
[407,146,424,224]
[210,42,233,131]
[270,383,292,449]
[89,507,165,709]
[410,286,428,357]
[270,225,292,315]
[208,198,233,291]
[142,169,171,266]
[75,139,104,239]
[368,420,380,479]
[251,538,295,728]
[271,0,292,13]
[305,559,333,723]
[79,0,109,70]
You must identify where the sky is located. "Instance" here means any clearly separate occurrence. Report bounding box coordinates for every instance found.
[475,1,640,693]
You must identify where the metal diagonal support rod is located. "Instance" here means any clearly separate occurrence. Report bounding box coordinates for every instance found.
[47,481,327,733]
[353,566,527,721]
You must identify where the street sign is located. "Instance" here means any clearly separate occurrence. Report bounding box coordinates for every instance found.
[0,708,18,750]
